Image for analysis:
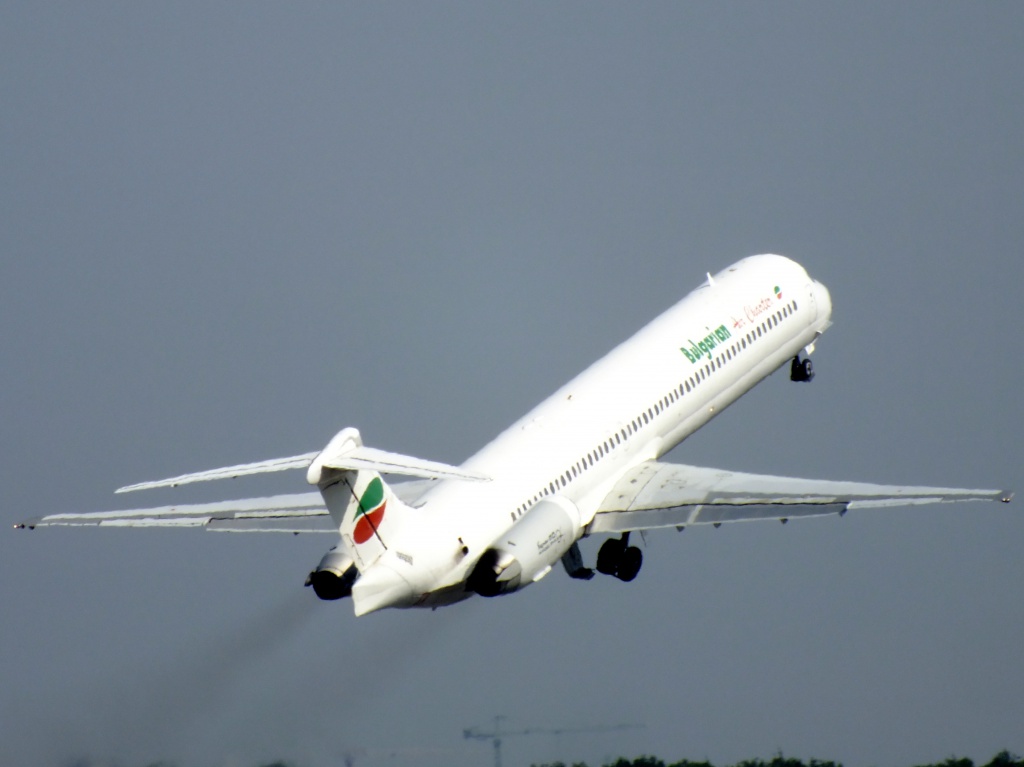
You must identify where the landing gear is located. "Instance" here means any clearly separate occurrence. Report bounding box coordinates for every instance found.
[617,546,643,582]
[561,541,595,580]
[790,355,815,382]
[596,533,643,582]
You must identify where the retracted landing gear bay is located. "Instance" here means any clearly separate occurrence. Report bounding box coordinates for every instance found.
[595,533,643,582]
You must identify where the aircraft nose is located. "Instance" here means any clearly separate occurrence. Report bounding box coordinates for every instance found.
[351,563,417,616]
[811,280,833,328]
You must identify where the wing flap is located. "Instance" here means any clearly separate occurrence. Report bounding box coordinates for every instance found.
[588,461,1010,534]
[589,502,849,534]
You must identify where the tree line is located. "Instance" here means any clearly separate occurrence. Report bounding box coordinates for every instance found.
[532,752,1024,767]
[63,753,1024,767]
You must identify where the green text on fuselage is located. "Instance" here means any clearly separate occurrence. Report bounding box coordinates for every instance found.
[681,324,731,364]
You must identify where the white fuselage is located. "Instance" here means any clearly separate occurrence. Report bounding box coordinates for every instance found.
[365,254,833,610]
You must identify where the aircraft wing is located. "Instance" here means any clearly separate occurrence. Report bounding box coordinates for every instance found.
[588,461,1013,534]
[14,479,436,533]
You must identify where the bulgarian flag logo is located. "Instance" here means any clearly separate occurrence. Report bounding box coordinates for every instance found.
[774,285,782,299]
[352,476,387,544]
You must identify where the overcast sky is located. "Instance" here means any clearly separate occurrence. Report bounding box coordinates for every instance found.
[2,4,1022,767]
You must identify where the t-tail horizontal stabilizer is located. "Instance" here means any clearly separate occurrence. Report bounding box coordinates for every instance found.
[116,427,489,494]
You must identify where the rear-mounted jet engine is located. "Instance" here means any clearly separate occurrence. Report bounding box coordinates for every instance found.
[305,547,358,600]
[467,496,582,597]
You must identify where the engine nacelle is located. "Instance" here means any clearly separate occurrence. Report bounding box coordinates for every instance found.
[467,496,582,597]
[305,547,358,601]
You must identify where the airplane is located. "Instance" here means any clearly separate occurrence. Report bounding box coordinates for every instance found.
[16,254,1013,616]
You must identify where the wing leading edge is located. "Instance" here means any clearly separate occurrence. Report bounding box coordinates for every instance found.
[588,461,1013,534]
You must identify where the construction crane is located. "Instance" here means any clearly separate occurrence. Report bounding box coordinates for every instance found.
[464,715,644,767]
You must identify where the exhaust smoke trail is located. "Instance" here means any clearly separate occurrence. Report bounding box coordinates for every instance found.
[36,588,481,767]
[45,589,318,766]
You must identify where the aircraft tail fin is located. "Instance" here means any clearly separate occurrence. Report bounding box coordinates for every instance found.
[310,428,421,571]
[318,467,412,571]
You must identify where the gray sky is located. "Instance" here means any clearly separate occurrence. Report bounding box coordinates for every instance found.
[2,4,1022,767]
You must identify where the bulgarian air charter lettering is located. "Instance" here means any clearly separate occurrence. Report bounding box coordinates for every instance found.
[681,324,732,364]
[680,285,782,364]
